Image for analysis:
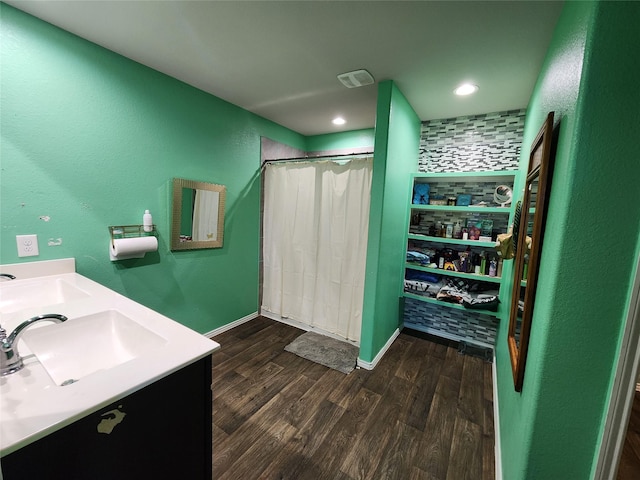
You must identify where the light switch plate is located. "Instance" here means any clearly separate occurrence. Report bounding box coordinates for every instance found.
[16,234,39,257]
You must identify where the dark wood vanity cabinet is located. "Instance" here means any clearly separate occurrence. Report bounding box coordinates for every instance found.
[2,355,212,480]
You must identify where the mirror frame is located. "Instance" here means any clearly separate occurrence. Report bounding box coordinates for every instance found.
[171,178,226,251]
[508,112,555,392]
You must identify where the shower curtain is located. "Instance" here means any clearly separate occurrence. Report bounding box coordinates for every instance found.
[261,157,373,343]
[192,189,219,241]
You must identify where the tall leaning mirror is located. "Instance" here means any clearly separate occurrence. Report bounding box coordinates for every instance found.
[508,112,556,392]
[171,178,226,251]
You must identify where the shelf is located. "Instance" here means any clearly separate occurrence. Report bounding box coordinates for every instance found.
[402,292,499,318]
[405,263,502,283]
[410,205,511,214]
[108,224,156,244]
[412,170,518,184]
[408,233,496,248]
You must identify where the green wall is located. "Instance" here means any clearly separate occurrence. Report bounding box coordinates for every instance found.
[306,128,375,152]
[496,1,640,478]
[360,80,420,363]
[0,3,306,334]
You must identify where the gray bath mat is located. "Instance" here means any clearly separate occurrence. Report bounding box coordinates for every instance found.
[284,331,359,374]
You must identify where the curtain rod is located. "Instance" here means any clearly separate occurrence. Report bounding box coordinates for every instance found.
[262,151,373,165]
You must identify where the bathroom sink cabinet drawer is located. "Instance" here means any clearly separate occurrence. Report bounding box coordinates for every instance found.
[2,355,212,480]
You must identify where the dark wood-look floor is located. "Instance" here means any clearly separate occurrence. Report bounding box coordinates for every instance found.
[618,389,640,479]
[212,316,495,480]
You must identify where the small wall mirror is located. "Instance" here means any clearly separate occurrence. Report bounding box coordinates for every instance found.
[508,112,556,392]
[171,178,226,251]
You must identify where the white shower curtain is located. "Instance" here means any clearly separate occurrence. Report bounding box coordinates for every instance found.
[192,189,219,241]
[261,157,373,343]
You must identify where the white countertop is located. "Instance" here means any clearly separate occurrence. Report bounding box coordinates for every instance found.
[0,259,219,456]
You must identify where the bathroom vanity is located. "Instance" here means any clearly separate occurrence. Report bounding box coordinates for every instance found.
[0,259,219,479]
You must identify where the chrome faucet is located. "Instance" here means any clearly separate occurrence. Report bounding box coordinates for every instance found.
[0,314,68,376]
[0,273,16,281]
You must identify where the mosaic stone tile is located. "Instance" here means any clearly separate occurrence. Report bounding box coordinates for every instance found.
[403,297,499,347]
[419,109,525,173]
[406,110,523,348]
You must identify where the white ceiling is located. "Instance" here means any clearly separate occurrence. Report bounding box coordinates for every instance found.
[5,0,564,136]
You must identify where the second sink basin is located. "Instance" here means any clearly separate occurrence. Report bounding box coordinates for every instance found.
[0,278,90,314]
[22,310,167,386]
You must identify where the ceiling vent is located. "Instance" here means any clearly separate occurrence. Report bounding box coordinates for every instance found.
[337,69,375,88]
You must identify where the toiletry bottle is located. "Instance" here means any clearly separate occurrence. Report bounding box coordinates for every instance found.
[445,223,453,238]
[480,251,486,276]
[143,209,153,232]
[453,221,461,239]
[489,257,497,277]
[464,246,472,273]
[497,257,503,277]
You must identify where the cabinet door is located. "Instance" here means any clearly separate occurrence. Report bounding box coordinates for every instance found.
[2,356,212,480]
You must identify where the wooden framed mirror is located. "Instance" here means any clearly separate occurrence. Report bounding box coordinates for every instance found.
[508,112,556,391]
[171,178,226,251]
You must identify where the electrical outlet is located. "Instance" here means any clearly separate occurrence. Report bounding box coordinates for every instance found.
[16,234,39,257]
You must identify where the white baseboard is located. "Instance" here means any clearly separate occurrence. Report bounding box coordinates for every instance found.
[492,352,502,480]
[205,311,259,338]
[357,328,401,370]
[260,310,360,347]
[261,310,311,333]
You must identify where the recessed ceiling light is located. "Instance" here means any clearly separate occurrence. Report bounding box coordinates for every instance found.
[454,83,479,96]
[332,117,346,125]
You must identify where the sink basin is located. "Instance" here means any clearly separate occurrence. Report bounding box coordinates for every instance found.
[0,278,90,313]
[22,310,167,385]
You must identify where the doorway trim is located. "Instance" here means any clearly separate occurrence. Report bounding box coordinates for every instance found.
[594,253,640,479]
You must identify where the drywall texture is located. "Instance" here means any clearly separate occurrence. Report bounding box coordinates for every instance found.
[0,4,306,334]
[306,129,375,154]
[360,81,420,363]
[496,1,640,478]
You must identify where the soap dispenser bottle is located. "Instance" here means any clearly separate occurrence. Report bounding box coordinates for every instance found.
[143,209,153,232]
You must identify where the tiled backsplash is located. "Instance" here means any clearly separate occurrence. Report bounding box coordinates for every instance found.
[419,180,512,203]
[403,297,499,347]
[407,109,525,346]
[409,212,509,239]
[419,109,526,172]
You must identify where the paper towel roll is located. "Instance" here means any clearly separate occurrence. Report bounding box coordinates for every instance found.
[110,236,158,261]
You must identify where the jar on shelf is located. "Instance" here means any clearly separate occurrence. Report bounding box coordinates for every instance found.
[445,223,453,238]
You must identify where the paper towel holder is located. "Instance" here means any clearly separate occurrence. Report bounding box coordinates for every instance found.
[109,224,157,261]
